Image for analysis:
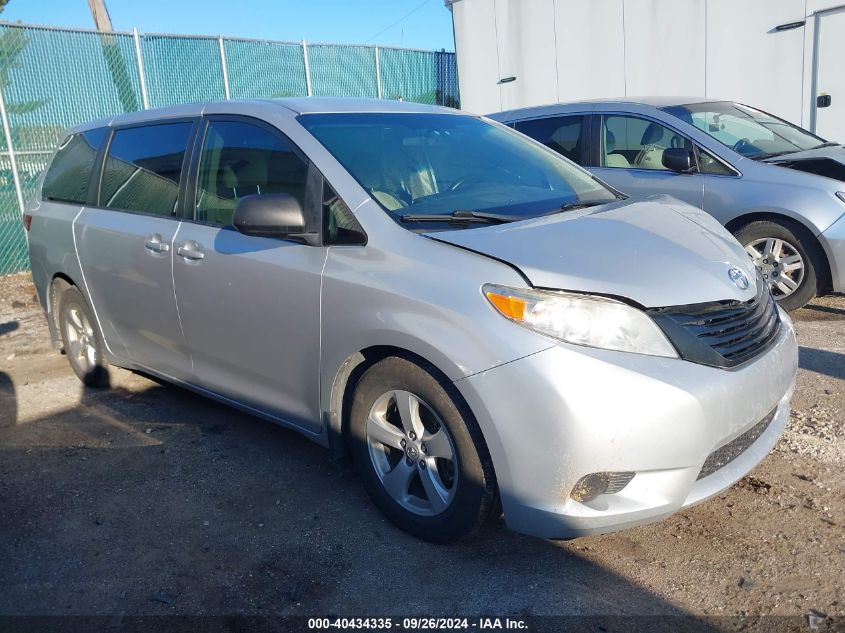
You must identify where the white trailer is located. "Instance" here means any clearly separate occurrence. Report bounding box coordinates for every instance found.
[447,0,845,142]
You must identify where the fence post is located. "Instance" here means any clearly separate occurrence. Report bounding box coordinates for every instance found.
[302,39,313,97]
[218,36,231,99]
[375,46,382,99]
[0,81,25,216]
[133,28,150,109]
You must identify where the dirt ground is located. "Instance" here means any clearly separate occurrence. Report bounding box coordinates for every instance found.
[0,272,842,626]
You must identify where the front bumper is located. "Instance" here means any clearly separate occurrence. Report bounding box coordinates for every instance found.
[454,311,798,539]
[819,211,845,292]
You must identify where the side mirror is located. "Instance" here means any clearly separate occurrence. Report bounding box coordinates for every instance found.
[233,193,318,244]
[662,148,695,173]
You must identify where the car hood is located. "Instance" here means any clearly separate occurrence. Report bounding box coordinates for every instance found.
[428,195,758,308]
[763,144,845,182]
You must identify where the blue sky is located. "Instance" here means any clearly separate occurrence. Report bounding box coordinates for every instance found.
[0,0,456,51]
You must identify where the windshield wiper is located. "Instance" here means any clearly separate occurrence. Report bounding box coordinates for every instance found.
[753,150,798,160]
[812,141,840,149]
[559,200,612,212]
[400,210,521,224]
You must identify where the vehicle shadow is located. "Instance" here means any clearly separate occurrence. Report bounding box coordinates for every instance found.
[0,376,718,629]
[799,346,845,380]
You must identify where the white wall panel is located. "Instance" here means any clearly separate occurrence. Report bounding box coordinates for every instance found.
[623,0,706,96]
[552,0,625,102]
[705,0,805,124]
[450,0,501,113]
[494,0,559,111]
[450,0,845,125]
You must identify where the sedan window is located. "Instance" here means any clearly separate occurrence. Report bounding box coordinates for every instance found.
[601,115,693,170]
[514,116,585,165]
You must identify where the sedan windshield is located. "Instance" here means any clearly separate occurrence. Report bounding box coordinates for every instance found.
[298,112,618,229]
[664,101,827,159]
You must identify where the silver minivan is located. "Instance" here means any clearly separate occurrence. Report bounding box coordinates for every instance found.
[26,98,797,543]
[491,99,845,311]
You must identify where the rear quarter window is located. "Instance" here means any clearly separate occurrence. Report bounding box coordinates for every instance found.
[41,127,108,204]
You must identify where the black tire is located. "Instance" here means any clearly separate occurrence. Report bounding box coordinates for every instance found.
[733,219,827,312]
[349,356,497,543]
[57,285,110,388]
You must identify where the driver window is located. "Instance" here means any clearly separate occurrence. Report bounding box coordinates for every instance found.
[602,115,692,170]
[195,120,308,226]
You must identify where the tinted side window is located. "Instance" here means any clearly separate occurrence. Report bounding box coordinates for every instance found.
[602,115,692,170]
[323,180,365,245]
[515,116,584,164]
[42,128,108,204]
[195,120,308,227]
[100,122,192,216]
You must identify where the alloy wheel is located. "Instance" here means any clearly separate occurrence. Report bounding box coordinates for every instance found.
[745,237,805,298]
[366,390,458,516]
[64,305,97,373]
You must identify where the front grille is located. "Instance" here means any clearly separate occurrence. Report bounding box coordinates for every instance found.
[649,279,781,368]
[697,408,777,480]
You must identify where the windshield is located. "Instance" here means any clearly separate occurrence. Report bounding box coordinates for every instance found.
[663,101,827,159]
[298,112,618,229]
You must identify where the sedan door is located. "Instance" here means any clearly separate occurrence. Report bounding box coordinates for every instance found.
[588,114,706,209]
[74,120,195,379]
[172,117,326,432]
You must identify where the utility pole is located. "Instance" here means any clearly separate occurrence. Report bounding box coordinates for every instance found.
[87,0,114,32]
[87,0,140,112]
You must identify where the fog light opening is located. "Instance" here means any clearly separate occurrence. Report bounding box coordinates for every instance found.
[570,471,635,502]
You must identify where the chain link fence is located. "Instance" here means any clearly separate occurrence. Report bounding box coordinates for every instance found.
[0,22,460,275]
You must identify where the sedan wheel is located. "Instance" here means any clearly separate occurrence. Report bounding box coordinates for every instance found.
[745,237,805,299]
[734,219,826,311]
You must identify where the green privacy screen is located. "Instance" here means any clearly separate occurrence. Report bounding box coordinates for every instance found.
[0,22,459,275]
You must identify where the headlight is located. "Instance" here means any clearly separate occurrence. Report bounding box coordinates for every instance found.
[483,284,678,358]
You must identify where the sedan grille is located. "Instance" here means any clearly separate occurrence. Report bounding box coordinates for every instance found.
[649,279,781,368]
[697,408,777,480]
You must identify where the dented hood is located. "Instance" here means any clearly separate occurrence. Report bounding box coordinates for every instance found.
[429,195,759,308]
[763,144,845,182]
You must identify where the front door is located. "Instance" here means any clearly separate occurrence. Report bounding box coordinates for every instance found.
[172,117,326,432]
[589,114,706,209]
[74,120,195,379]
[813,6,845,142]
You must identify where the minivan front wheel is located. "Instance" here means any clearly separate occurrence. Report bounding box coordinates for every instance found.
[734,219,825,311]
[349,357,497,543]
[58,286,110,388]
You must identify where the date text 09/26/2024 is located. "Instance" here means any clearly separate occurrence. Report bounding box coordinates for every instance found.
[307,618,528,630]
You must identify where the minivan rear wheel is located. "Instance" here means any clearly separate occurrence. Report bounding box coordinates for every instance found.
[349,356,497,543]
[58,286,110,388]
[733,219,825,311]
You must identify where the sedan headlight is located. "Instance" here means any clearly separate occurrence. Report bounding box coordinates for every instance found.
[483,284,678,358]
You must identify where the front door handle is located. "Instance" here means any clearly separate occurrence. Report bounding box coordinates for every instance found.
[144,234,170,253]
[176,241,205,261]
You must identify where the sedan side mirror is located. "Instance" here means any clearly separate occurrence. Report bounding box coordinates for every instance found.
[233,193,319,245]
[662,148,696,173]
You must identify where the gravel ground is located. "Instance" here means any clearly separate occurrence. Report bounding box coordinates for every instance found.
[0,272,842,626]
